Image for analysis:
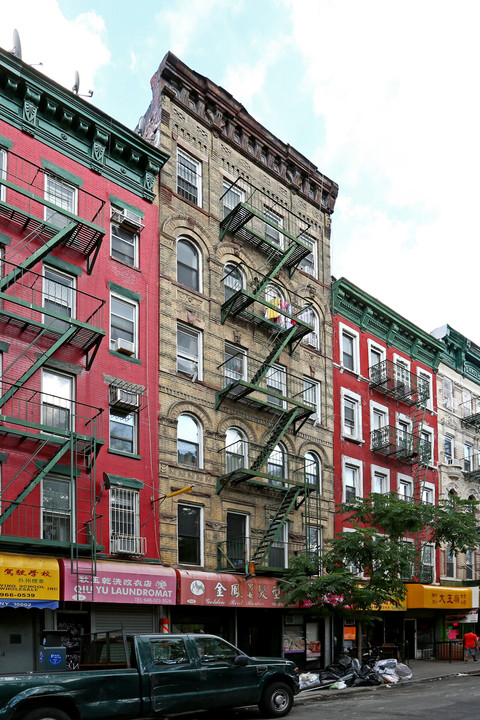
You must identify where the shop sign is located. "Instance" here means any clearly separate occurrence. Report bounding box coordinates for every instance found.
[446,611,478,624]
[0,553,59,606]
[306,640,321,658]
[283,629,305,654]
[406,584,473,610]
[178,570,284,607]
[60,560,176,605]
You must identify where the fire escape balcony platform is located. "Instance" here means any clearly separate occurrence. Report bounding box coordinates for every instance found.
[461,410,480,431]
[369,359,429,405]
[371,426,430,465]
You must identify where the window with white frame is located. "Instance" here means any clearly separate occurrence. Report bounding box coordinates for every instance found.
[111,221,138,267]
[445,547,456,578]
[177,148,202,206]
[110,294,138,357]
[42,265,75,333]
[303,377,321,423]
[268,443,287,487]
[44,173,77,228]
[421,482,435,506]
[223,342,247,386]
[266,364,287,408]
[444,435,454,464]
[109,409,137,454]
[110,486,142,555]
[343,527,362,576]
[340,324,360,373]
[397,416,412,451]
[222,179,244,218]
[42,475,71,541]
[371,466,389,494]
[41,369,74,432]
[341,388,362,441]
[368,340,386,379]
[264,284,284,323]
[305,451,322,490]
[370,402,388,433]
[0,148,6,202]
[442,376,454,410]
[421,544,435,580]
[462,389,473,418]
[298,307,320,349]
[298,234,318,278]
[177,324,202,380]
[306,524,322,560]
[420,427,434,465]
[343,458,362,502]
[226,511,248,570]
[225,427,248,474]
[178,503,203,565]
[398,474,413,501]
[223,262,244,301]
[466,549,474,580]
[465,443,473,472]
[417,369,433,410]
[177,238,201,291]
[393,356,411,393]
[264,207,284,248]
[268,520,289,568]
[177,414,202,468]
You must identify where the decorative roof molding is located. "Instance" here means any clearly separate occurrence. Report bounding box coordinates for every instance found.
[0,48,168,201]
[432,324,480,382]
[141,51,338,214]
[332,277,444,370]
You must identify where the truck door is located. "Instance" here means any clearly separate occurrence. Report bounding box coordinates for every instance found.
[149,637,200,715]
[193,636,258,709]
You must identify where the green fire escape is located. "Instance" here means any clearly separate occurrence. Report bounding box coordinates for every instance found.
[216,180,321,572]
[0,150,106,564]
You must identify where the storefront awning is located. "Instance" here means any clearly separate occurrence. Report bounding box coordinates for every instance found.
[406,584,479,610]
[176,570,284,608]
[60,559,176,605]
[0,553,59,606]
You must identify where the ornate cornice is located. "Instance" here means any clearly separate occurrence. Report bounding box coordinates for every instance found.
[142,52,338,214]
[332,277,444,370]
[433,325,480,383]
[0,48,169,201]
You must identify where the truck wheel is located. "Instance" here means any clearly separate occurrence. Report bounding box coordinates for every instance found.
[21,708,71,720]
[259,682,294,718]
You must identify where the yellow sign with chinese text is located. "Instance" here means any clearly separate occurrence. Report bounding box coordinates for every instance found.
[0,553,59,601]
[406,584,472,610]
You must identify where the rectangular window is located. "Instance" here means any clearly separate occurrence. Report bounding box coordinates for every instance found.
[178,504,203,565]
[42,476,71,541]
[398,476,413,501]
[268,521,288,569]
[465,443,473,472]
[343,459,362,502]
[226,512,248,570]
[41,369,73,432]
[372,469,388,494]
[420,428,433,465]
[266,364,287,408]
[446,547,456,578]
[44,173,77,228]
[110,487,142,555]
[394,358,411,394]
[341,389,362,441]
[444,436,454,464]
[466,550,474,580]
[177,324,202,380]
[109,409,137,454]
[110,294,138,357]
[222,180,244,218]
[264,207,284,248]
[42,265,75,332]
[442,376,454,410]
[418,369,433,410]
[368,341,385,379]
[224,342,247,386]
[177,148,202,206]
[111,222,138,267]
[340,324,360,373]
[0,148,6,202]
[298,235,318,278]
[422,486,434,505]
[397,418,411,451]
[303,378,321,423]
[306,524,322,557]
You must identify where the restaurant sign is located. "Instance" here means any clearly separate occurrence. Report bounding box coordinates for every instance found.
[178,570,284,608]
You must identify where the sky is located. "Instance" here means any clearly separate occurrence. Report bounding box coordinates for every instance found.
[1,0,479,345]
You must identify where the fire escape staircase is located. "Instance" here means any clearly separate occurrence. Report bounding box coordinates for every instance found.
[249,486,303,567]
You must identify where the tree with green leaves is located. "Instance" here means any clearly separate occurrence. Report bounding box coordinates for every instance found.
[282,492,479,659]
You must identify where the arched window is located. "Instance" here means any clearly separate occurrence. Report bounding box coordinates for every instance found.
[177,238,201,291]
[225,427,248,473]
[223,263,244,302]
[268,443,287,487]
[305,451,321,490]
[177,413,202,467]
[264,284,285,326]
[298,306,320,349]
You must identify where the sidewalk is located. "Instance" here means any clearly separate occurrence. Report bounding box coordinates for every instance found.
[296,658,480,705]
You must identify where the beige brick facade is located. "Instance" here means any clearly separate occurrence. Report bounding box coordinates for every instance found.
[140,53,338,576]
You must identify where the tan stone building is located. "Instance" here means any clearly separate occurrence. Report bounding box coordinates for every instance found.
[139,52,338,665]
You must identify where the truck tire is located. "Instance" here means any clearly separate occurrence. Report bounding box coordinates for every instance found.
[259,681,294,718]
[21,708,71,720]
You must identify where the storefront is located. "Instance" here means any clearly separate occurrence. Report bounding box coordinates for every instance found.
[0,552,60,672]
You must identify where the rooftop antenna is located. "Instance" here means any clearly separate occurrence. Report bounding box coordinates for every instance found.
[12,29,22,59]
[72,70,94,98]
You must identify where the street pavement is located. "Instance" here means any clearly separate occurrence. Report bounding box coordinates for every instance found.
[296,657,480,705]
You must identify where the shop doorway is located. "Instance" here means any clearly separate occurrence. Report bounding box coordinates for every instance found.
[0,609,35,672]
[404,618,416,662]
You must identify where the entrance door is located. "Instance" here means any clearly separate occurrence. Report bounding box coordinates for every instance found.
[0,609,35,672]
[404,618,416,662]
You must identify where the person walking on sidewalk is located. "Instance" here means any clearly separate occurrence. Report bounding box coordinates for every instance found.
[463,631,478,662]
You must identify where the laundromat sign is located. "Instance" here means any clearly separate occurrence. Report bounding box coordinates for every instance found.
[178,571,284,607]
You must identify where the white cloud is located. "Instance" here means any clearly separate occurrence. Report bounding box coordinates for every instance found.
[155,0,227,58]
[0,1,110,96]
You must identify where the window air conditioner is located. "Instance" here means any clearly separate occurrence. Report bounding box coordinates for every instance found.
[111,207,143,231]
[113,338,135,356]
[112,535,146,556]
[109,386,140,410]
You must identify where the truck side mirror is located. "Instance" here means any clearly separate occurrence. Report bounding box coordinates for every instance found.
[234,655,249,666]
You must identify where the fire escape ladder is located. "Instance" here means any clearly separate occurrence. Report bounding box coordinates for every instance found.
[250,407,302,474]
[250,486,303,566]
[0,439,71,528]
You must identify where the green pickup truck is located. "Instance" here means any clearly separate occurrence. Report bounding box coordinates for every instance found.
[0,632,300,720]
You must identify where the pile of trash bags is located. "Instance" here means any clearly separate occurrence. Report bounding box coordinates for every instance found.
[299,656,413,691]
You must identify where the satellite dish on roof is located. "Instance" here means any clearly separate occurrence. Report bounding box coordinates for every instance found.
[72,71,80,94]
[12,29,22,59]
[136,116,146,135]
